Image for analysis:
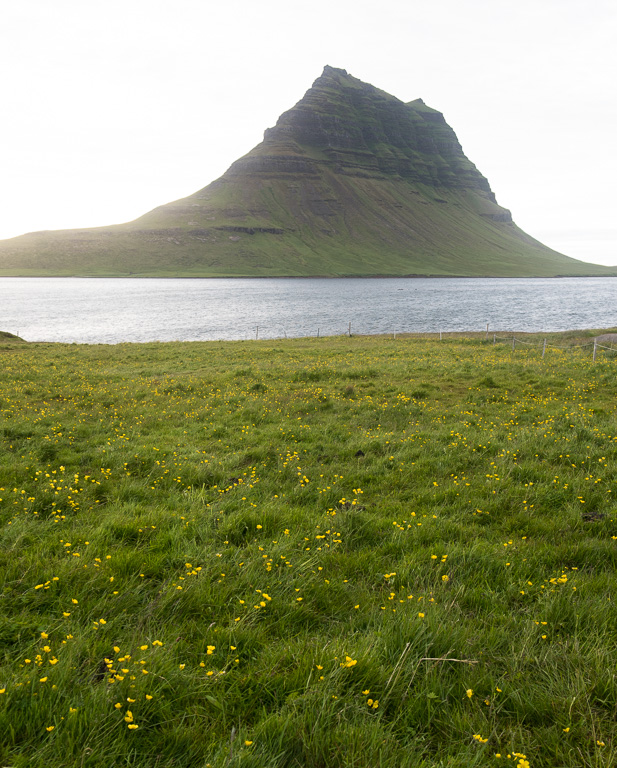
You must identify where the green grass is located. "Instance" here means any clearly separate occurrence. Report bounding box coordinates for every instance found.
[1,333,617,767]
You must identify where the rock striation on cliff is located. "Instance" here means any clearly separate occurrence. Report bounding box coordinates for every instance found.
[0,66,613,277]
[237,68,498,198]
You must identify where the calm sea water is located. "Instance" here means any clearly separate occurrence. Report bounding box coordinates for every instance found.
[1,277,616,344]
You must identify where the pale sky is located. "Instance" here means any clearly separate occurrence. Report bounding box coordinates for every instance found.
[1,0,615,265]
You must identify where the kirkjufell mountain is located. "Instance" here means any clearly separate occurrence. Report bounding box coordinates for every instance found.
[0,66,611,277]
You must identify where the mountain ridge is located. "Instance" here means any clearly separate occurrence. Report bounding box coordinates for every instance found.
[0,66,613,277]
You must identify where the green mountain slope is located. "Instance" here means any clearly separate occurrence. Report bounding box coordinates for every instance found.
[0,66,613,277]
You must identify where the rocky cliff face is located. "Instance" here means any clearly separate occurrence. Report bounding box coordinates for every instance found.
[0,66,612,277]
[228,67,501,206]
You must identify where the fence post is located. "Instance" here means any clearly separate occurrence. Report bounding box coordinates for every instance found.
[493,333,496,345]
[256,326,259,340]
[317,328,319,338]
[348,322,351,336]
[593,339,597,362]
[439,331,442,341]
[486,323,489,340]
[542,338,546,359]
[512,336,516,352]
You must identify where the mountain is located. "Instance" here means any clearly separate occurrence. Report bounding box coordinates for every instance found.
[0,66,612,277]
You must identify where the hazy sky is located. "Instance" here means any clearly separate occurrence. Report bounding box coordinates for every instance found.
[1,0,615,265]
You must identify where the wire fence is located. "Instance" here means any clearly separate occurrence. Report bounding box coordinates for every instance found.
[248,323,617,362]
[490,333,617,362]
[5,323,617,360]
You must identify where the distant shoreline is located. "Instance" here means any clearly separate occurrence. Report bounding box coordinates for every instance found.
[1,273,616,279]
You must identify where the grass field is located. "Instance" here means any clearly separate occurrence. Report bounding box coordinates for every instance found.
[1,333,616,767]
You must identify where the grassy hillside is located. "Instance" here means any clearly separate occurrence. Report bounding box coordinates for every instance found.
[0,67,613,277]
[1,333,616,767]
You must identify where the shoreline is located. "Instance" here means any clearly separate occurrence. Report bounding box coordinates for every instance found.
[1,273,616,279]
[3,327,617,347]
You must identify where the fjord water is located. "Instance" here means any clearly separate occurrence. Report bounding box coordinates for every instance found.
[1,277,616,344]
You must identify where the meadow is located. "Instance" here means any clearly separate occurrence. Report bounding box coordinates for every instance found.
[0,333,616,768]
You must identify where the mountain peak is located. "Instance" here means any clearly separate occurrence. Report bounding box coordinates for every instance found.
[241,68,497,203]
[321,65,348,77]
